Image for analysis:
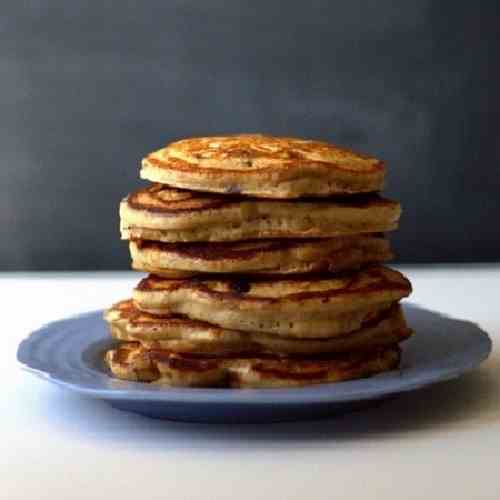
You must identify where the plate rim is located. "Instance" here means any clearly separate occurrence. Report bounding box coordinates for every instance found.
[16,304,492,405]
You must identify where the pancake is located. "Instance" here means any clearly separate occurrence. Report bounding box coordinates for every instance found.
[140,134,385,199]
[120,185,401,242]
[129,234,393,277]
[105,300,412,355]
[133,266,412,338]
[105,342,401,388]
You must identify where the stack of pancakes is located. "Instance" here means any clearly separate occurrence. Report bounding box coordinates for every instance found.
[105,134,412,388]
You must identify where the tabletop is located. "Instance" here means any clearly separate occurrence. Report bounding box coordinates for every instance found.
[2,266,499,500]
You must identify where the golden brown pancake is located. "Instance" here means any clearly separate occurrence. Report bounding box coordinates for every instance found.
[129,234,393,277]
[140,134,385,199]
[105,300,412,355]
[105,342,401,388]
[120,185,401,242]
[132,266,412,338]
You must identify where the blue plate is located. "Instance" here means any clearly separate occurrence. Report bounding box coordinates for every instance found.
[17,304,491,423]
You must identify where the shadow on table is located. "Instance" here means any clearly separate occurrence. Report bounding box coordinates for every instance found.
[25,307,499,453]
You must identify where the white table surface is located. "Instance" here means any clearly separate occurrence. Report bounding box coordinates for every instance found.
[2,266,499,500]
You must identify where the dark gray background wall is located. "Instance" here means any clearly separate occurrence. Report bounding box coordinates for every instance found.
[2,1,499,270]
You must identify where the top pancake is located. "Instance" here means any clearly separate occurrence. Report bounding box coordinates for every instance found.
[140,134,385,199]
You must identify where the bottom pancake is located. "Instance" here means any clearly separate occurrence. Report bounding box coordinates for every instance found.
[105,343,401,388]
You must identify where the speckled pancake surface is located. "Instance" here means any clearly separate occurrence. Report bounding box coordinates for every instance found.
[129,234,393,277]
[105,342,401,388]
[132,266,412,337]
[120,185,401,242]
[140,134,385,199]
[105,300,412,355]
